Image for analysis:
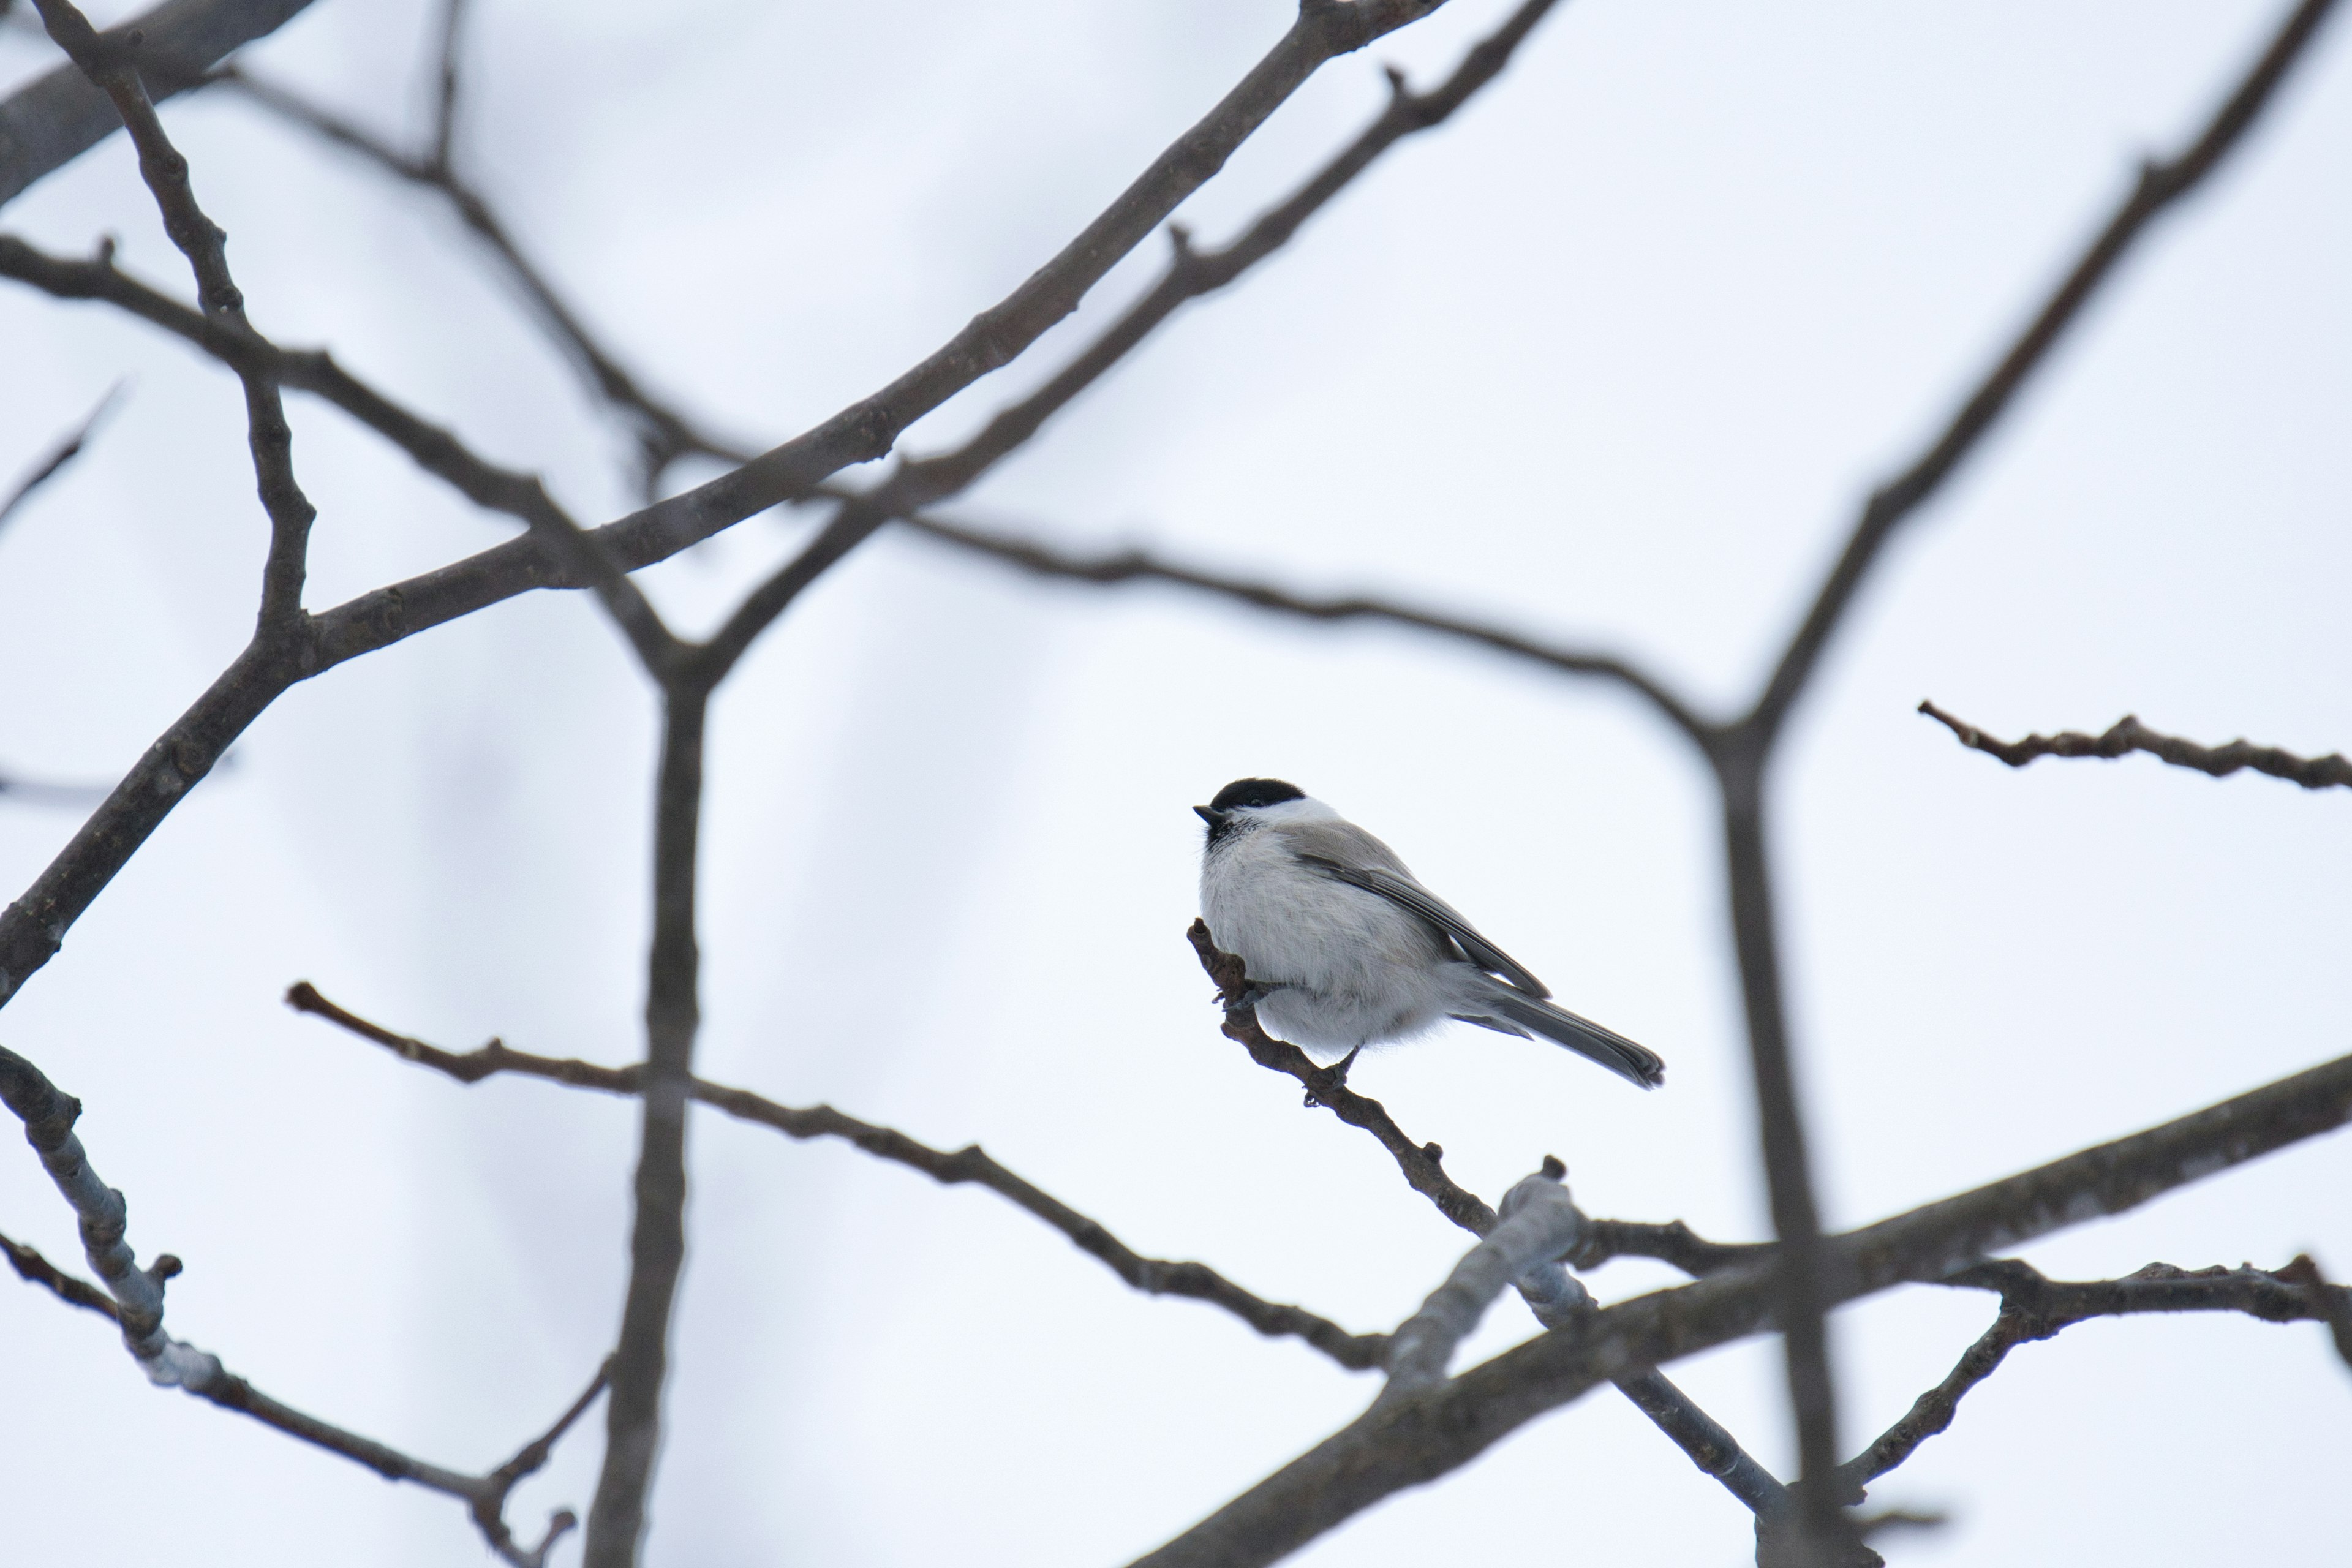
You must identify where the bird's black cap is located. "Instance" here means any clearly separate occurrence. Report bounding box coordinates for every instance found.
[1196,778,1305,824]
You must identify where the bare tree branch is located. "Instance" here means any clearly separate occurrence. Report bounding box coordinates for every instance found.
[1189,918,1499,1237]
[0,1039,603,1567]
[2,1219,121,1317]
[426,0,466,178]
[0,0,315,209]
[208,64,749,491]
[1694,7,2344,1540]
[1746,0,2340,744]
[0,233,616,543]
[899,505,1713,745]
[1919,699,2352,791]
[582,685,703,1567]
[0,379,119,536]
[1613,1368,1793,1521]
[31,0,318,632]
[1836,1257,2352,1498]
[1189,924,1798,1528]
[282,981,1388,1371]
[698,0,1567,684]
[1127,1043,2352,1568]
[0,0,1464,1016]
[2273,1253,2352,1370]
[1572,1218,1773,1279]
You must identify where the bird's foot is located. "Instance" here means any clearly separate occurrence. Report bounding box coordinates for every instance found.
[1220,979,1286,1014]
[1302,1045,1361,1108]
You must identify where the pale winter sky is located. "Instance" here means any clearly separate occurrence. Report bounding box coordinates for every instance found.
[1,1,2347,1563]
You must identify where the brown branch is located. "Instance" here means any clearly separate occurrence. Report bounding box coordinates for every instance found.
[1919,700,2352,791]
[2,1222,122,1317]
[900,507,1713,745]
[694,0,1566,682]
[1186,919,1499,1239]
[283,981,1387,1371]
[1836,1257,2352,1498]
[0,0,315,209]
[2274,1253,2352,1370]
[1127,1044,2352,1568]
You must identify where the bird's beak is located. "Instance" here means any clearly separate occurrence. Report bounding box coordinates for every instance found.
[1193,805,1224,826]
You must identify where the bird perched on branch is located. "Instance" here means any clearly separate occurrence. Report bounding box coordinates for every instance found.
[1196,778,1663,1090]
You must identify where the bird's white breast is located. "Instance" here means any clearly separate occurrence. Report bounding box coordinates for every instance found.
[1200,817,1458,1051]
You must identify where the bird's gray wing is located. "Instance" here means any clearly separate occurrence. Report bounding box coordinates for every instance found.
[1279,820,1553,998]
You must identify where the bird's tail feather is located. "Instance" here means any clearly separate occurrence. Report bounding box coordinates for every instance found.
[1482,989,1664,1089]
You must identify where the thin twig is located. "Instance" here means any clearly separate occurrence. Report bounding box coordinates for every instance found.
[209,63,747,491]
[1836,1257,2352,1497]
[31,0,318,633]
[283,981,1388,1370]
[1920,700,2352,790]
[0,233,609,543]
[0,379,119,535]
[899,505,1712,745]
[427,0,467,177]
[2,1221,121,1317]
[472,1357,611,1566]
[698,0,1567,685]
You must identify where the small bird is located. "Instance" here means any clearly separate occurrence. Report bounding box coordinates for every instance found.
[1196,778,1663,1090]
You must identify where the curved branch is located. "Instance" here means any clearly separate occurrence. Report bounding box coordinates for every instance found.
[283,982,1388,1371]
[901,507,1714,746]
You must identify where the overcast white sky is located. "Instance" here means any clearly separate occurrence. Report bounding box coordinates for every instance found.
[2,1,2347,1563]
